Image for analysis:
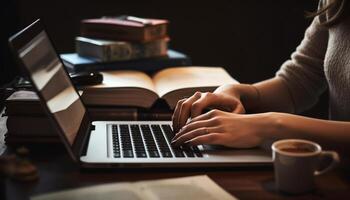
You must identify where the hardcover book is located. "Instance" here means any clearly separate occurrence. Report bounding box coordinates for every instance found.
[76,36,169,62]
[80,16,168,42]
[60,50,192,73]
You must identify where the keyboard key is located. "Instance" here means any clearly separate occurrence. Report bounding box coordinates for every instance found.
[112,125,121,158]
[118,125,135,158]
[148,151,160,158]
[113,152,120,158]
[192,146,203,157]
[123,149,134,158]
[172,148,185,157]
[161,151,173,158]
[130,125,146,156]
[161,124,175,141]
[151,125,172,157]
[119,125,133,158]
[183,147,195,157]
[136,152,147,158]
[141,125,160,157]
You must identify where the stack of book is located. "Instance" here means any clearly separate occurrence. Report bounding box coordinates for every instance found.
[61,15,191,73]
[3,90,172,144]
[4,90,59,144]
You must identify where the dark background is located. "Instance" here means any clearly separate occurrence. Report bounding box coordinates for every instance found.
[0,0,327,118]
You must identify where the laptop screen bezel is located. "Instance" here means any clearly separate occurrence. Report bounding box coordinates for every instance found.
[8,19,91,162]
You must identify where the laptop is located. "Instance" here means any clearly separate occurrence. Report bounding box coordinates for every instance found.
[8,19,272,168]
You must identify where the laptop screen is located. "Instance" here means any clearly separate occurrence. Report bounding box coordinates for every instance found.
[16,30,86,146]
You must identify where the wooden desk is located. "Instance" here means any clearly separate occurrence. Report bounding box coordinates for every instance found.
[2,144,350,200]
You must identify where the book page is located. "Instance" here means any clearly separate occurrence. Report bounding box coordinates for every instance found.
[32,183,143,200]
[31,175,237,200]
[137,175,237,200]
[6,90,39,101]
[86,70,156,93]
[153,67,238,97]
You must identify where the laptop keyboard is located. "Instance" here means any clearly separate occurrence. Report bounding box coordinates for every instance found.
[111,124,203,158]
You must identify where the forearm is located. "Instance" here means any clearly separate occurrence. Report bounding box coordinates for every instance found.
[265,112,350,146]
[236,77,294,113]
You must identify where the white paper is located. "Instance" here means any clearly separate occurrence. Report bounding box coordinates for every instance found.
[31,175,238,200]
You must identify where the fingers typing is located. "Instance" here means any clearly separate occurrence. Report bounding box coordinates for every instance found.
[172,98,186,132]
[177,92,201,130]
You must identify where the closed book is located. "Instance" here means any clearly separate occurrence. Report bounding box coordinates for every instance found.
[6,116,56,136]
[61,50,192,73]
[76,37,169,62]
[5,134,60,145]
[4,90,43,116]
[80,17,168,42]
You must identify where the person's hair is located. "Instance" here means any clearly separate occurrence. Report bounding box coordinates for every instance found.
[307,0,349,26]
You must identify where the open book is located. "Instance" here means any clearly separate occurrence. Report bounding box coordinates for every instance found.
[31,175,237,200]
[81,66,238,109]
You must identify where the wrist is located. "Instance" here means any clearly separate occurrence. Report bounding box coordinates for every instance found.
[259,112,286,140]
[238,84,260,112]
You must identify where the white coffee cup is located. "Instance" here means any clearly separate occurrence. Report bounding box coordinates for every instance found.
[272,139,339,194]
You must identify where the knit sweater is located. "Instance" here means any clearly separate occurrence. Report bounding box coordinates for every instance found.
[276,2,350,121]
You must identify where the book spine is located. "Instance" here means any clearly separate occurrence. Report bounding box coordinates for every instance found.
[71,53,192,73]
[75,39,106,61]
[5,134,60,145]
[80,24,142,42]
[6,116,56,136]
[76,38,168,62]
[4,104,44,116]
[107,39,168,61]
[105,42,133,61]
[81,23,167,42]
[144,25,168,42]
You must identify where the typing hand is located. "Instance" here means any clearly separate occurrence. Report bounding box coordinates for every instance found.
[172,84,246,133]
[171,110,268,148]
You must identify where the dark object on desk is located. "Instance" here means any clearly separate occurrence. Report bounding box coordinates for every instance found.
[13,77,32,89]
[0,147,38,182]
[12,147,39,182]
[69,71,103,86]
[60,49,192,73]
[80,16,168,42]
[0,154,16,177]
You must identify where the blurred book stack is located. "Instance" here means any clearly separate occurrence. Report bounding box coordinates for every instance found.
[61,15,192,73]
[3,90,173,145]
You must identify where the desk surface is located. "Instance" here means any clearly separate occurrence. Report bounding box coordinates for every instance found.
[2,144,350,200]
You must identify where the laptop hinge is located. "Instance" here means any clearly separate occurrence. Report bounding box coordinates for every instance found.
[80,123,95,157]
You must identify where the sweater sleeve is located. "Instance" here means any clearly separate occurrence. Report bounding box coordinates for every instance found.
[276,16,329,113]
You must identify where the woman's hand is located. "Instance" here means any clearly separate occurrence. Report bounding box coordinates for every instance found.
[172,84,259,132]
[171,110,276,148]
